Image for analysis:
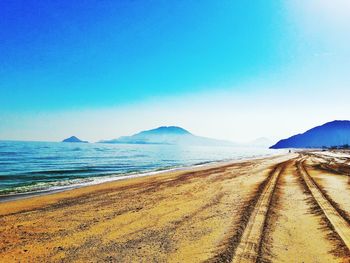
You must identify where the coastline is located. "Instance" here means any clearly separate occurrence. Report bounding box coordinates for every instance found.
[0,153,293,262]
[0,151,283,203]
[2,151,347,262]
[0,153,285,217]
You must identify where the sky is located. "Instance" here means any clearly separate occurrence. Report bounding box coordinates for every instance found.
[0,0,349,143]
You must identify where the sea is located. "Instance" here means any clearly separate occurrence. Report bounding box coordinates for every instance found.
[0,141,283,200]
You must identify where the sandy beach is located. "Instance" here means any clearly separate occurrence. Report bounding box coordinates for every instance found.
[0,151,349,262]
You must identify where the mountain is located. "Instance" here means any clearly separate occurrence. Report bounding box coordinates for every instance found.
[100,126,235,146]
[62,136,88,143]
[270,120,350,149]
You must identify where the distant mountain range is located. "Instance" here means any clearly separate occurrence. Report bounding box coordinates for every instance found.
[62,136,88,143]
[270,120,350,149]
[61,120,350,149]
[100,126,236,146]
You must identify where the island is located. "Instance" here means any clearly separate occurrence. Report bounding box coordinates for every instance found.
[62,136,88,143]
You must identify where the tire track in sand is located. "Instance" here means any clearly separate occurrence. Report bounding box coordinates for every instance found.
[297,158,350,251]
[231,161,288,263]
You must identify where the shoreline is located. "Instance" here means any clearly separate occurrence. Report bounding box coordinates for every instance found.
[1,151,349,262]
[0,153,288,218]
[0,151,284,203]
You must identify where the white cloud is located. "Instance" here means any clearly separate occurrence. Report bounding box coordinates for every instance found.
[290,0,350,26]
[287,0,350,48]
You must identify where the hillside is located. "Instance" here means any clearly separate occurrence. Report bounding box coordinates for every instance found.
[270,120,350,149]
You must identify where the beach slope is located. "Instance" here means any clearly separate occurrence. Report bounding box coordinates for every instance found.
[0,152,349,262]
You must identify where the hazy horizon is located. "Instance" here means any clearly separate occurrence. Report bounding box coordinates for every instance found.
[1,1,349,142]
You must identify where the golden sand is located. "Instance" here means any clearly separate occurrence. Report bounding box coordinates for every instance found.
[0,152,349,262]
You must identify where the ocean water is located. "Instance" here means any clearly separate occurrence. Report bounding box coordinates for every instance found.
[0,141,281,198]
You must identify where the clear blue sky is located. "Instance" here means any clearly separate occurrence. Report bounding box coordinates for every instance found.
[1,0,349,141]
[1,0,288,111]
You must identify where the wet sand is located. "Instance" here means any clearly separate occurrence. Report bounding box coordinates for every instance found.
[0,152,349,262]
